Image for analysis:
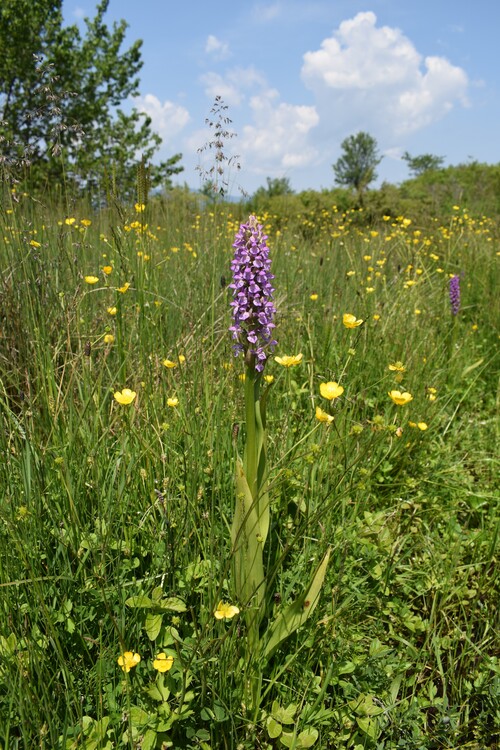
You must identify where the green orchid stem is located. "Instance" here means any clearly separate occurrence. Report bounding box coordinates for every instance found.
[239,356,266,717]
[243,357,260,498]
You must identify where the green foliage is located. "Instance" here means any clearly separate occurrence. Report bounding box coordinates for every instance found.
[332,131,382,203]
[252,177,294,208]
[0,188,498,748]
[0,0,182,198]
[402,150,445,177]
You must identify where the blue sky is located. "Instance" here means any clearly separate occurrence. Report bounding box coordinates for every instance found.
[69,0,500,194]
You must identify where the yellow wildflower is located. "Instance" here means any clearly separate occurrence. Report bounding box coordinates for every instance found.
[343,313,363,328]
[117,282,130,293]
[388,390,413,405]
[153,653,174,673]
[320,382,344,401]
[84,276,99,284]
[388,362,405,372]
[114,389,136,405]
[30,239,41,248]
[315,406,334,423]
[104,334,114,344]
[102,265,113,275]
[417,422,428,431]
[107,306,117,316]
[162,359,177,369]
[214,601,240,620]
[275,353,303,367]
[309,293,318,301]
[117,651,140,673]
[167,397,179,407]
[81,219,92,227]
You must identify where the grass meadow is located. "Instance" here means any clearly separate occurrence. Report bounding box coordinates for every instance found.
[0,191,498,749]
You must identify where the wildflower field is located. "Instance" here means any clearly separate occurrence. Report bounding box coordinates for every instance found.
[0,192,498,749]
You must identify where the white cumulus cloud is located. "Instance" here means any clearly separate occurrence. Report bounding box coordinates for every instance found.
[205,35,230,60]
[200,67,266,107]
[240,89,319,174]
[301,11,469,137]
[135,95,190,141]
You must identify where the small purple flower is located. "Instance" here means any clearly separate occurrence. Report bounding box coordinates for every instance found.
[229,216,277,371]
[449,274,461,315]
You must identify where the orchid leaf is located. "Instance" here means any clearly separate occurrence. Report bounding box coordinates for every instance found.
[263,548,330,660]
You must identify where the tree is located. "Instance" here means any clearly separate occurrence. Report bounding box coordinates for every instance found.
[332,131,382,204]
[260,177,294,198]
[402,151,445,177]
[0,0,182,197]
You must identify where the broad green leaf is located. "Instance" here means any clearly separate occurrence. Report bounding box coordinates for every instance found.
[145,613,163,641]
[296,728,319,748]
[272,701,296,724]
[356,716,379,740]
[338,661,357,675]
[129,706,150,728]
[0,633,17,656]
[125,595,153,609]
[141,729,157,750]
[151,586,164,602]
[231,458,265,608]
[279,731,296,748]
[87,717,109,740]
[266,716,282,738]
[263,548,331,659]
[158,597,187,612]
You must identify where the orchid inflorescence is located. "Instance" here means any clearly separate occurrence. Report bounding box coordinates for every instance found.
[229,215,277,372]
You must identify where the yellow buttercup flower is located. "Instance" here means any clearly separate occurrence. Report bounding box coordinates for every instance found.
[107,306,117,316]
[117,651,140,673]
[84,275,99,284]
[315,406,334,423]
[153,653,174,673]
[102,265,113,275]
[162,359,177,369]
[388,361,405,372]
[264,374,274,384]
[65,217,76,225]
[417,422,428,431]
[178,354,186,364]
[104,334,114,344]
[114,388,136,405]
[134,202,146,213]
[275,353,303,367]
[167,397,179,407]
[214,601,240,620]
[320,382,344,401]
[30,239,41,248]
[309,293,318,301]
[117,282,130,293]
[81,218,92,227]
[388,390,413,405]
[343,313,363,328]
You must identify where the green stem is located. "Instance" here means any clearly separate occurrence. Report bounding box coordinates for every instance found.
[243,357,260,498]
